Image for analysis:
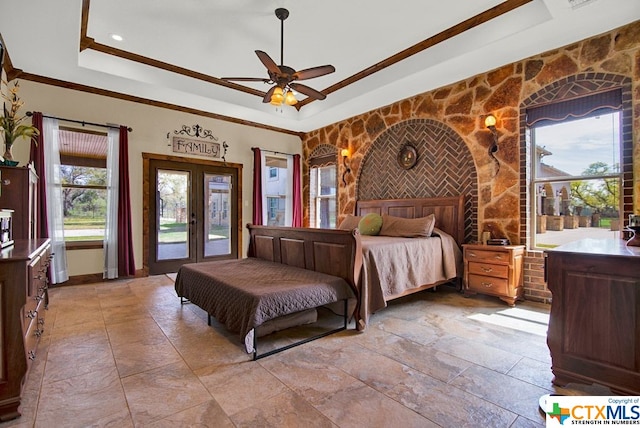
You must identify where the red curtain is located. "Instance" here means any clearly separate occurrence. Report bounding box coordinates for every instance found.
[30,112,48,239]
[252,147,263,225]
[292,154,302,227]
[117,126,136,276]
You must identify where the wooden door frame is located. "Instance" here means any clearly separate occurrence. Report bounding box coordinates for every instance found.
[142,152,243,275]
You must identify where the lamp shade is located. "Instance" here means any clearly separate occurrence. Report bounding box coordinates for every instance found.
[484,114,497,128]
[341,149,349,157]
[270,87,284,105]
[284,90,298,106]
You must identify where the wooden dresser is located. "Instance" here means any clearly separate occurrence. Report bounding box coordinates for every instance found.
[463,243,525,306]
[0,165,38,240]
[546,238,640,395]
[0,239,51,421]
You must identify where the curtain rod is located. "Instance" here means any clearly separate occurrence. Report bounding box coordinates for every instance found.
[251,147,296,157]
[26,111,133,132]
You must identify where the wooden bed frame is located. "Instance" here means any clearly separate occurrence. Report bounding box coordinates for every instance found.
[355,195,466,302]
[248,224,363,292]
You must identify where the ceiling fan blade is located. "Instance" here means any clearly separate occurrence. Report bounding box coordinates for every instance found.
[262,85,277,103]
[293,65,335,81]
[221,77,271,83]
[289,83,327,100]
[255,50,281,75]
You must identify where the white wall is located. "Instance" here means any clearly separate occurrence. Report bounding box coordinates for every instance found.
[10,80,301,276]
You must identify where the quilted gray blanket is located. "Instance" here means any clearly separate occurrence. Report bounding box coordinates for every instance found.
[175,258,355,341]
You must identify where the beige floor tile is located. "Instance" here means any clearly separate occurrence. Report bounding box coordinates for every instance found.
[259,347,363,406]
[35,366,131,428]
[365,332,473,382]
[144,399,234,428]
[430,335,523,373]
[315,382,438,428]
[111,336,183,377]
[196,361,289,415]
[449,364,549,423]
[120,361,212,426]
[508,356,555,389]
[230,390,337,428]
[386,369,518,427]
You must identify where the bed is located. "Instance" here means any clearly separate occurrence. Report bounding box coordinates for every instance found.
[175,225,362,359]
[175,196,465,358]
[351,196,465,329]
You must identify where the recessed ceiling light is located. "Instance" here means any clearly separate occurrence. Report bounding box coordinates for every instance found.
[110,33,123,42]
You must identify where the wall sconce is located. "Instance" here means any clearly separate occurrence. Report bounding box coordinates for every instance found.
[484,114,498,155]
[341,148,351,185]
[484,113,500,176]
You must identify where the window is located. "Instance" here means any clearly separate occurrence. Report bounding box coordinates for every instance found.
[529,101,622,249]
[310,165,337,228]
[264,155,289,226]
[58,127,108,245]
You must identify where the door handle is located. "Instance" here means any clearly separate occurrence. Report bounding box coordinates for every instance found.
[190,213,196,225]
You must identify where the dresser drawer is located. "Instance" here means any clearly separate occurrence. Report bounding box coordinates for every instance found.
[468,261,508,278]
[467,274,509,296]
[465,248,509,264]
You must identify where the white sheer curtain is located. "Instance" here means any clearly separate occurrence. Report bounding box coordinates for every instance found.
[104,127,119,279]
[43,118,68,284]
[284,155,294,226]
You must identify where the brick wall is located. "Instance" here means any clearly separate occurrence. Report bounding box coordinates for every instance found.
[301,21,640,303]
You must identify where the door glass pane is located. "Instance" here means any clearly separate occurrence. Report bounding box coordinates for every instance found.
[157,169,189,260]
[204,173,231,257]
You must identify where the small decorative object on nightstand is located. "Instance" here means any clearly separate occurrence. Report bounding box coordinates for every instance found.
[463,243,525,306]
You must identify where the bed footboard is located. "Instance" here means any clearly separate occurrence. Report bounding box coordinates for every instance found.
[247,224,363,300]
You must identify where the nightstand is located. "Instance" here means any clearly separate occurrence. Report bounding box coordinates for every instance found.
[463,243,525,306]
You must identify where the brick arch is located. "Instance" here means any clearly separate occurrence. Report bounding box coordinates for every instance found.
[309,144,337,161]
[519,73,633,246]
[356,118,477,243]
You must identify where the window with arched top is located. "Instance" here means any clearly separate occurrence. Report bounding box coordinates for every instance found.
[308,145,337,228]
[527,88,624,248]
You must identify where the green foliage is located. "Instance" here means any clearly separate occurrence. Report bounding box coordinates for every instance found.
[1,80,39,158]
[570,161,619,215]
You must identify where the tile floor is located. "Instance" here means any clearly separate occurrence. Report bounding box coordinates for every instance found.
[4,275,604,427]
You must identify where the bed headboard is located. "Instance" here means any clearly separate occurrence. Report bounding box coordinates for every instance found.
[355,195,465,246]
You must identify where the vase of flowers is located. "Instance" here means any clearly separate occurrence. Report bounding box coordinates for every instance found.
[0,80,39,166]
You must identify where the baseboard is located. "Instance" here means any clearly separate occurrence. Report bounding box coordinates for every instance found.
[55,269,147,287]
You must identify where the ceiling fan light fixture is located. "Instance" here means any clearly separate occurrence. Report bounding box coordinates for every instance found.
[270,87,284,105]
[284,90,298,106]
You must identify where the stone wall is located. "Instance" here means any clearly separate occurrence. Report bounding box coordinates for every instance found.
[301,21,640,303]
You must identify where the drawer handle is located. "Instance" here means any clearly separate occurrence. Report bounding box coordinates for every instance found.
[481,266,493,273]
[35,328,44,338]
[468,252,476,257]
[481,282,493,288]
[494,255,504,260]
[28,350,36,361]
[34,295,44,302]
[26,310,37,319]
[38,317,45,326]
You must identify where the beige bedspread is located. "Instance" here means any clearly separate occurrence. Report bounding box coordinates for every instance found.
[358,228,462,327]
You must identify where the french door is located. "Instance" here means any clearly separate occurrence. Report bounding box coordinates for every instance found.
[147,157,240,275]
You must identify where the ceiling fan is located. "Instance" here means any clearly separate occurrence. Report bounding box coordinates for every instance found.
[221,8,335,106]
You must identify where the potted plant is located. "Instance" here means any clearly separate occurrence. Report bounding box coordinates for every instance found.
[0,80,39,166]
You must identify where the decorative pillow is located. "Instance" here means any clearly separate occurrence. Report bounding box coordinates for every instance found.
[379,214,436,238]
[338,214,362,230]
[358,213,383,236]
